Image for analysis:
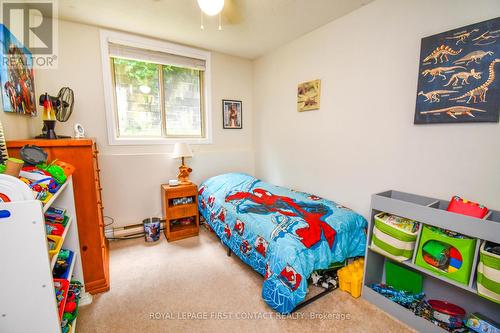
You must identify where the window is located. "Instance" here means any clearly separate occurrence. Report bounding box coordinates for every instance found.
[100,30,211,145]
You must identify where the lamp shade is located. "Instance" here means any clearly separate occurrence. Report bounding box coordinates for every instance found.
[197,0,224,16]
[172,143,193,159]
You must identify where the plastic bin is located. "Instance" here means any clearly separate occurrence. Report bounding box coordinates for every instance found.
[47,235,63,259]
[53,278,69,320]
[370,212,419,262]
[477,242,500,304]
[385,260,423,293]
[415,225,476,285]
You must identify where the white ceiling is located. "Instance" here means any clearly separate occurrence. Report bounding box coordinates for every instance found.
[58,0,372,59]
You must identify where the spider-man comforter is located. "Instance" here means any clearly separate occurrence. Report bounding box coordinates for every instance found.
[198,173,367,313]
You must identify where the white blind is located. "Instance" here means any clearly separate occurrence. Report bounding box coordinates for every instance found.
[108,42,206,70]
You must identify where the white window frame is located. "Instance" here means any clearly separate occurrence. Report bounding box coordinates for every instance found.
[100,29,212,145]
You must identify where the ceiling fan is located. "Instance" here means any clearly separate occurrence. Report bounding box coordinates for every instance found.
[197,0,243,30]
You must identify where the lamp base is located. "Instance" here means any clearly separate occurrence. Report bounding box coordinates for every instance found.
[177,164,193,185]
[43,120,57,139]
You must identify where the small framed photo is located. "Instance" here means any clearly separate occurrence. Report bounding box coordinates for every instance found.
[297,79,321,112]
[222,100,242,129]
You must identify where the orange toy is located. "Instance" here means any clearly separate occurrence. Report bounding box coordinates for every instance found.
[53,160,75,176]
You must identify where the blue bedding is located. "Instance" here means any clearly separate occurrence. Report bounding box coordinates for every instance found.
[198,173,367,313]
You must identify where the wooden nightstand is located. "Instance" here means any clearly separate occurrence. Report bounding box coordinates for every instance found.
[161,183,199,242]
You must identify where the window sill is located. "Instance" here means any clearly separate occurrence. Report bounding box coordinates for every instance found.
[108,137,212,146]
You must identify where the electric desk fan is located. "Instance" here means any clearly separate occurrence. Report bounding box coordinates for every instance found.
[37,87,75,139]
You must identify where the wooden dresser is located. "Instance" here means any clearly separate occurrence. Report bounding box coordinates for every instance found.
[7,138,109,294]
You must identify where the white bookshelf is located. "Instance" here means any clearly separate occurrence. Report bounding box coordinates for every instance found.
[0,176,92,333]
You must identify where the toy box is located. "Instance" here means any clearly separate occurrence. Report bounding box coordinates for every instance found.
[415,225,476,285]
[466,312,500,333]
[447,195,489,219]
[385,260,423,294]
[370,212,419,262]
[477,242,500,304]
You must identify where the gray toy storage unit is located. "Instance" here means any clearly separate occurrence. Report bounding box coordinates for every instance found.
[362,190,500,333]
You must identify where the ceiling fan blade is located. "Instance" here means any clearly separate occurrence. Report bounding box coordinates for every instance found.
[222,0,244,24]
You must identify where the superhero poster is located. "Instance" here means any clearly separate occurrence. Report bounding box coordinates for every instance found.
[414,17,499,124]
[0,24,36,116]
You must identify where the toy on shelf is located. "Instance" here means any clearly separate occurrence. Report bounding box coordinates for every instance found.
[4,157,23,177]
[53,278,69,320]
[370,212,419,262]
[371,283,424,310]
[428,299,466,329]
[45,207,69,238]
[466,312,500,333]
[447,196,489,219]
[45,207,68,225]
[45,221,65,236]
[14,145,75,204]
[61,281,82,332]
[53,249,74,280]
[47,235,63,259]
[37,161,68,184]
[415,225,476,285]
[477,241,500,304]
[52,160,75,177]
[337,258,364,298]
[0,174,34,202]
[19,144,48,166]
[371,283,469,332]
[422,240,463,272]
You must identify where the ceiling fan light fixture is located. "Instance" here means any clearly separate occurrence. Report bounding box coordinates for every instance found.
[197,0,224,16]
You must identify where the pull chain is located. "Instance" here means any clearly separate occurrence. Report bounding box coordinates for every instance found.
[218,13,222,30]
[200,11,204,30]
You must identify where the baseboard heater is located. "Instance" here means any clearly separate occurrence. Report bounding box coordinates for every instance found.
[105,221,166,239]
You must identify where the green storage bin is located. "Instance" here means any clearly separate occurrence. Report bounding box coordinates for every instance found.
[371,212,419,262]
[385,260,423,294]
[477,242,500,304]
[415,225,476,285]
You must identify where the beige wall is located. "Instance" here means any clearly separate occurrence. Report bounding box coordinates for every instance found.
[0,112,33,139]
[31,20,254,227]
[253,0,500,217]
[3,0,500,226]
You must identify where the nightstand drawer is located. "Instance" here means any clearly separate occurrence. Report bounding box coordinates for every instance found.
[165,185,197,199]
[168,204,198,220]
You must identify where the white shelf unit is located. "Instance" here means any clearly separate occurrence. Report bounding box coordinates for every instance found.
[0,176,92,333]
[363,190,500,333]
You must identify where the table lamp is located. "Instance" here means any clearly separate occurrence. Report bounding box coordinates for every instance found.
[172,143,193,184]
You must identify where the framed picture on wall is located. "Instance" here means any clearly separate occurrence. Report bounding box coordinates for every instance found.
[222,100,242,129]
[297,79,321,112]
[0,24,37,116]
[414,17,500,124]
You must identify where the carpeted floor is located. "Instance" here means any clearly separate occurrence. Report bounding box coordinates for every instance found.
[77,227,414,333]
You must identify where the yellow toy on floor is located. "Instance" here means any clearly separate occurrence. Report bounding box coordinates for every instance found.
[338,258,364,298]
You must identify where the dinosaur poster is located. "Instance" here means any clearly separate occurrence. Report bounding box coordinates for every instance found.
[414,17,499,124]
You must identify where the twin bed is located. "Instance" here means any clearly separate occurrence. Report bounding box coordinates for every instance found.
[198,173,367,314]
